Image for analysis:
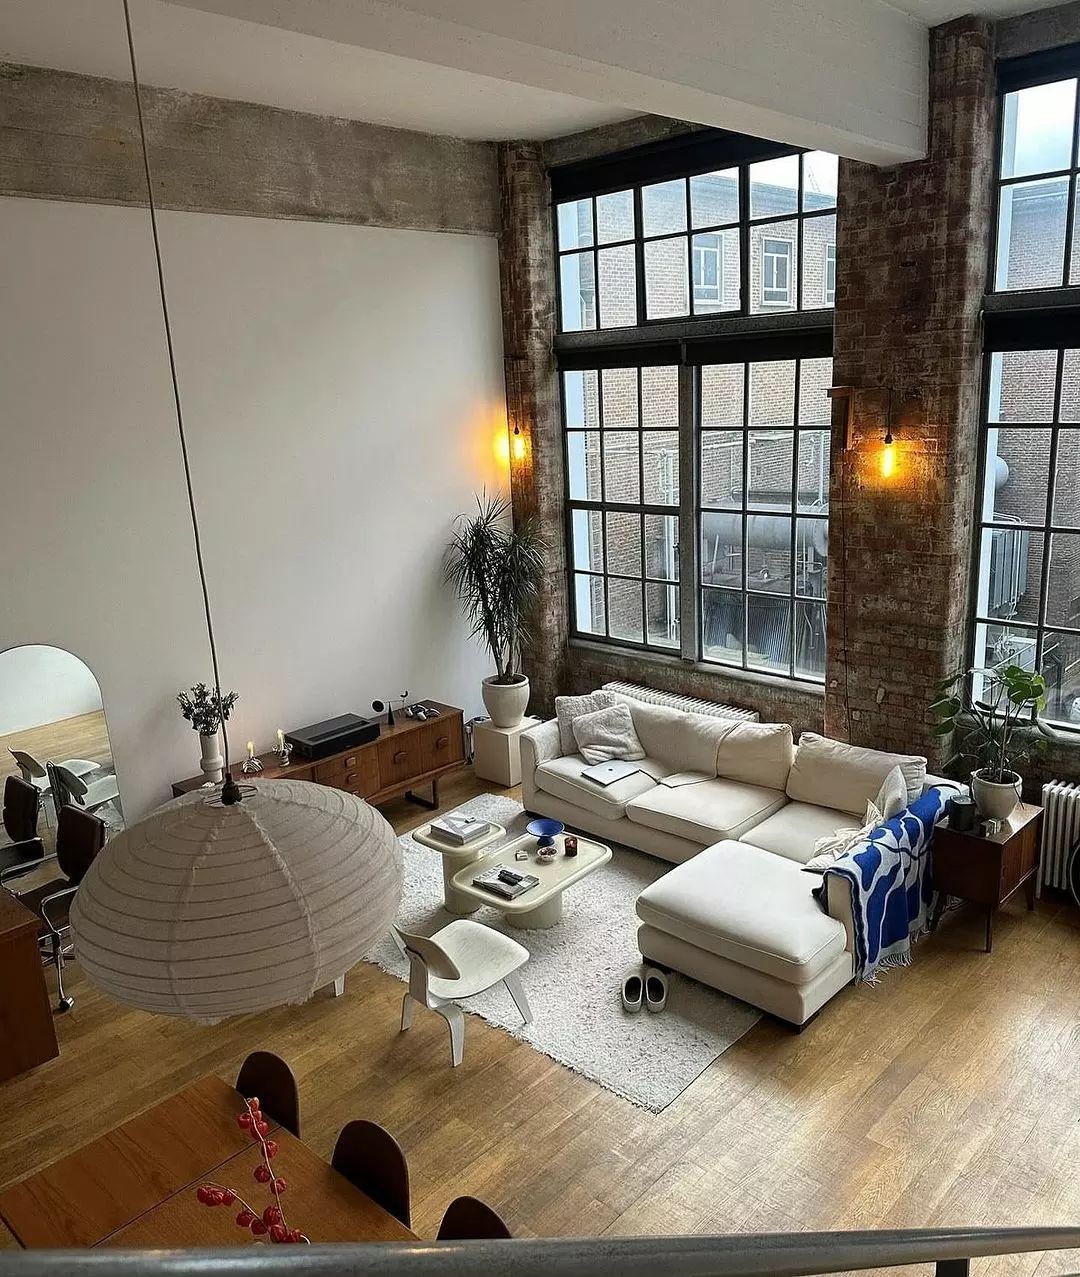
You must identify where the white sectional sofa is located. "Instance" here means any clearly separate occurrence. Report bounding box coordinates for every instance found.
[520,687,933,1027]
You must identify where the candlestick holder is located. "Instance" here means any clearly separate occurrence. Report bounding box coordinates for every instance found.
[277,742,293,767]
[241,752,264,775]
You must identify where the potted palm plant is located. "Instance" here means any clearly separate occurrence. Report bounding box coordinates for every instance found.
[930,663,1047,820]
[445,494,546,729]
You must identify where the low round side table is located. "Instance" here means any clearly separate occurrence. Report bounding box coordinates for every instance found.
[412,822,507,915]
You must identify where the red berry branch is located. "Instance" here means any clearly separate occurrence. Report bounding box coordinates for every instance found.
[195,1096,308,1244]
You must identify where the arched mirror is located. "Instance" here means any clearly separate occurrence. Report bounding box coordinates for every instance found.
[0,645,124,844]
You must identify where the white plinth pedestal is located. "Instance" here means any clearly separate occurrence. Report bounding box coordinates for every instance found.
[472,717,541,787]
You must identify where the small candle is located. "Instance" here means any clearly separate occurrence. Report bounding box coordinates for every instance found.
[277,728,285,750]
[247,741,255,759]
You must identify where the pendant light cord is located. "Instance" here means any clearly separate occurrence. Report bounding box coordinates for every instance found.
[121,0,240,802]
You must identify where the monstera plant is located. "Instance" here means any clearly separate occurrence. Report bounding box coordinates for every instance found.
[930,664,1046,820]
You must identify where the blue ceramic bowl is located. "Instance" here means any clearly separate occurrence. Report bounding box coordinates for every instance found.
[526,817,565,849]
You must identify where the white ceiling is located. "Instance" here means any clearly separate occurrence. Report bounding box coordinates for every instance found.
[0,0,636,141]
[886,0,1065,21]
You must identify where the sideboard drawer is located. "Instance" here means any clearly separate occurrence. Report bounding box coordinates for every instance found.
[315,750,379,797]
[420,719,464,774]
[377,736,421,789]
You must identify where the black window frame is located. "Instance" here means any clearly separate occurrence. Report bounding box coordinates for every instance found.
[970,44,1080,734]
[552,130,838,336]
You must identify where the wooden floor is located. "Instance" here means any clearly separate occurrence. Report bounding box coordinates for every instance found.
[0,709,113,782]
[2,766,1080,1273]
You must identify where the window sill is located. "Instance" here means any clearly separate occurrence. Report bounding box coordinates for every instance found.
[567,637,826,701]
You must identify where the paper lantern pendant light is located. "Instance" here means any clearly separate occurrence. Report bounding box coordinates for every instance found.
[71,782,402,1023]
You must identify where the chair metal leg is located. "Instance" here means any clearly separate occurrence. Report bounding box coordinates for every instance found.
[435,1002,465,1066]
[53,937,74,1012]
[400,992,415,1031]
[504,970,533,1025]
[332,975,345,997]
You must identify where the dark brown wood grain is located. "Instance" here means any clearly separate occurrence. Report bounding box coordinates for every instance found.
[172,704,465,807]
[0,891,59,1084]
[931,803,1044,952]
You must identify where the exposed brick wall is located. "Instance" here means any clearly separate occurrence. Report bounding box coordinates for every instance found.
[503,14,1080,780]
[824,17,996,767]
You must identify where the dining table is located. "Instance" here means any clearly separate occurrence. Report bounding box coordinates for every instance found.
[0,1073,418,1249]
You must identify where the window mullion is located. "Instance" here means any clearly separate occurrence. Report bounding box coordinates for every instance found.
[678,361,699,663]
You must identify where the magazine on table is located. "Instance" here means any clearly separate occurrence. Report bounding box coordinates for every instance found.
[472,864,539,899]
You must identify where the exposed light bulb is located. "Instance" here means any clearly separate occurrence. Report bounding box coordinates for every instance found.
[880,430,896,479]
[512,431,527,461]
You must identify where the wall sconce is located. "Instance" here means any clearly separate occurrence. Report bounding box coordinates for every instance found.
[511,424,526,462]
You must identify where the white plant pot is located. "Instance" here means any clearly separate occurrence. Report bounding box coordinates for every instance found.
[199,730,224,783]
[971,768,1022,821]
[482,675,530,729]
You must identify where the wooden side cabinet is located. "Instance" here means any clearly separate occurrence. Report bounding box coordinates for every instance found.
[0,890,60,1082]
[930,802,1043,953]
[173,702,466,810]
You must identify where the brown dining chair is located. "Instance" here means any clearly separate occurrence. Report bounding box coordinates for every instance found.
[331,1119,411,1229]
[436,1195,512,1240]
[0,775,44,884]
[236,1052,301,1138]
[13,804,106,1010]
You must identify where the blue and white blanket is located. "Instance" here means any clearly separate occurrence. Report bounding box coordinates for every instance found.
[822,785,958,981]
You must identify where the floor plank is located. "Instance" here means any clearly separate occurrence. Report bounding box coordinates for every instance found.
[1,766,1078,1266]
[0,710,112,782]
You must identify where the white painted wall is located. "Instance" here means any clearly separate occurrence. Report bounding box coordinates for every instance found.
[0,645,104,735]
[0,196,505,818]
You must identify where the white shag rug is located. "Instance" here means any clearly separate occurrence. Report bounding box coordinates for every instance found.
[367,794,760,1112]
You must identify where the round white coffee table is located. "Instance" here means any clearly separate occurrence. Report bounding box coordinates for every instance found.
[412,821,507,915]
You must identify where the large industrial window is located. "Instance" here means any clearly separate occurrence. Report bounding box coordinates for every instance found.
[974,348,1080,726]
[698,357,831,680]
[978,51,1080,728]
[555,148,837,331]
[554,130,836,683]
[564,365,681,650]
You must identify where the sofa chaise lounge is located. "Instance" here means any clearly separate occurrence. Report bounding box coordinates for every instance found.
[520,686,937,1026]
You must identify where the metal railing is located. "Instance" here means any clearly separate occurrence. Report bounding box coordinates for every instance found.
[1,1227,1079,1277]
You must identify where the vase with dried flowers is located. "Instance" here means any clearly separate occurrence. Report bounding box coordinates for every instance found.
[195,1095,308,1244]
[177,682,239,784]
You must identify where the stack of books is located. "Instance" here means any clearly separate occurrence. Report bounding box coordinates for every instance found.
[427,814,493,847]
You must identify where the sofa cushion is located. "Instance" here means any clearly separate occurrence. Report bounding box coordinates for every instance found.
[534,755,669,821]
[714,721,794,791]
[635,840,847,985]
[785,733,927,816]
[609,695,728,774]
[554,691,616,756]
[737,801,855,865]
[626,778,787,844]
[572,703,645,765]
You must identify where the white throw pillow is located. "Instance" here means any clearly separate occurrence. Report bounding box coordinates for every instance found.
[876,765,908,820]
[571,703,646,765]
[555,690,615,756]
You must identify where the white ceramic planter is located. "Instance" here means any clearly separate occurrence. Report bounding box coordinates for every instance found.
[199,730,224,783]
[482,675,530,729]
[971,768,1022,821]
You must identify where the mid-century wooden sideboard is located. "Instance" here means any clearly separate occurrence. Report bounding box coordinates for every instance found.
[172,701,465,809]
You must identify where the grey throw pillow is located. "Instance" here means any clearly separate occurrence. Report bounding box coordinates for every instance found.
[572,703,646,765]
[554,690,616,756]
